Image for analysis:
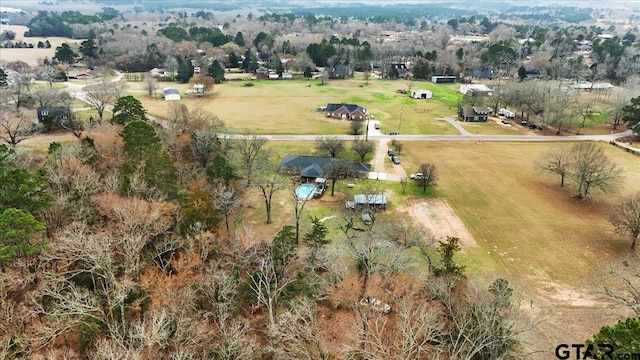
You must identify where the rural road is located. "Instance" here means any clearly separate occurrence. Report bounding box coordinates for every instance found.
[258,130,635,142]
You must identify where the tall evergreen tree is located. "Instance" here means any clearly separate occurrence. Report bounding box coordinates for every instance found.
[176,57,194,83]
[207,60,225,83]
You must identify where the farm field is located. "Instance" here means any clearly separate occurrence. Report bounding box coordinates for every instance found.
[131,78,464,135]
[0,25,85,67]
[402,141,640,350]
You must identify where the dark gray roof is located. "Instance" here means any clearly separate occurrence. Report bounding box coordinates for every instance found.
[326,103,366,114]
[163,88,180,95]
[280,155,371,176]
[460,107,490,117]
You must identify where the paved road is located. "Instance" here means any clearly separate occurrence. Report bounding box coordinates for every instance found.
[256,130,635,142]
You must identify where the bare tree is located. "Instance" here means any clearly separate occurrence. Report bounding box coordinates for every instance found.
[248,247,299,329]
[234,133,269,187]
[290,178,311,243]
[83,78,126,124]
[352,138,375,162]
[603,261,640,315]
[315,136,345,158]
[0,109,35,146]
[190,128,220,167]
[414,163,438,193]
[568,142,622,200]
[272,297,329,359]
[609,192,640,250]
[400,176,408,194]
[212,182,241,235]
[143,75,158,98]
[257,171,286,224]
[350,119,364,136]
[536,146,572,187]
[168,102,191,131]
[323,158,356,196]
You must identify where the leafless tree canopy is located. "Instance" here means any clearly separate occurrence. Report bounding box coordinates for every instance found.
[609,192,640,250]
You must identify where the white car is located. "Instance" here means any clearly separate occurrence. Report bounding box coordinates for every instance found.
[410,173,424,180]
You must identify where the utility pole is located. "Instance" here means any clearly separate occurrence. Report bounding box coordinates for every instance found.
[365,117,369,141]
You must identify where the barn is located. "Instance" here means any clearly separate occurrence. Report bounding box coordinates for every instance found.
[162,88,181,101]
[411,89,433,99]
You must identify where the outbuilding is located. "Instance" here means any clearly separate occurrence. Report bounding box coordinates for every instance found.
[411,89,433,99]
[162,88,181,101]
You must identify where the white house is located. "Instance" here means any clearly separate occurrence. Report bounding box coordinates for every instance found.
[460,84,493,96]
[411,89,433,99]
[162,88,181,101]
[193,84,204,97]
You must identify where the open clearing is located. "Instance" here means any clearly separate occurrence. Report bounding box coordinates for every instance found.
[131,78,463,135]
[0,25,85,67]
[405,198,477,247]
[403,141,640,351]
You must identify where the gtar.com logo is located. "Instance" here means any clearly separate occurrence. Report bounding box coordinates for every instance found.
[555,344,640,359]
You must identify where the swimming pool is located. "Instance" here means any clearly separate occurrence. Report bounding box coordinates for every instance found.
[295,184,316,201]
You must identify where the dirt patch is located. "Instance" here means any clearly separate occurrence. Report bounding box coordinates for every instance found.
[405,198,477,247]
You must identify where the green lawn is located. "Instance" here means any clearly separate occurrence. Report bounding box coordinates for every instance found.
[131,78,464,135]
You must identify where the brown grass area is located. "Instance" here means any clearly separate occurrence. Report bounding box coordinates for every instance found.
[0,25,85,67]
[403,141,640,351]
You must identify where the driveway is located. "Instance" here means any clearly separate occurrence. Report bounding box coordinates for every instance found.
[436,117,471,136]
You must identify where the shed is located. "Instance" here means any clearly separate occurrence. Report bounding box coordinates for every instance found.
[460,84,493,96]
[354,194,387,209]
[431,75,456,83]
[162,88,181,101]
[411,89,433,99]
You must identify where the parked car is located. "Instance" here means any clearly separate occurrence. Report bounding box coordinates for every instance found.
[501,119,510,125]
[374,122,380,130]
[387,148,394,156]
[392,156,400,164]
[528,124,537,129]
[410,173,424,180]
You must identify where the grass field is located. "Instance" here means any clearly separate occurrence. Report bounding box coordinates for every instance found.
[130,78,464,135]
[0,25,85,67]
[401,140,640,348]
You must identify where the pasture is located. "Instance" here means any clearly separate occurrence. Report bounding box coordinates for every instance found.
[401,140,640,348]
[130,78,465,135]
[0,25,85,67]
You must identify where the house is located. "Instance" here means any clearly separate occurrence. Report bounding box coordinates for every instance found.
[411,89,432,99]
[193,84,204,97]
[458,106,490,122]
[325,65,353,79]
[149,68,168,78]
[162,88,181,101]
[473,69,496,80]
[431,75,456,83]
[255,67,269,80]
[460,84,493,96]
[279,155,371,181]
[572,82,614,91]
[326,103,367,120]
[525,67,542,79]
[388,63,410,79]
[37,106,70,126]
